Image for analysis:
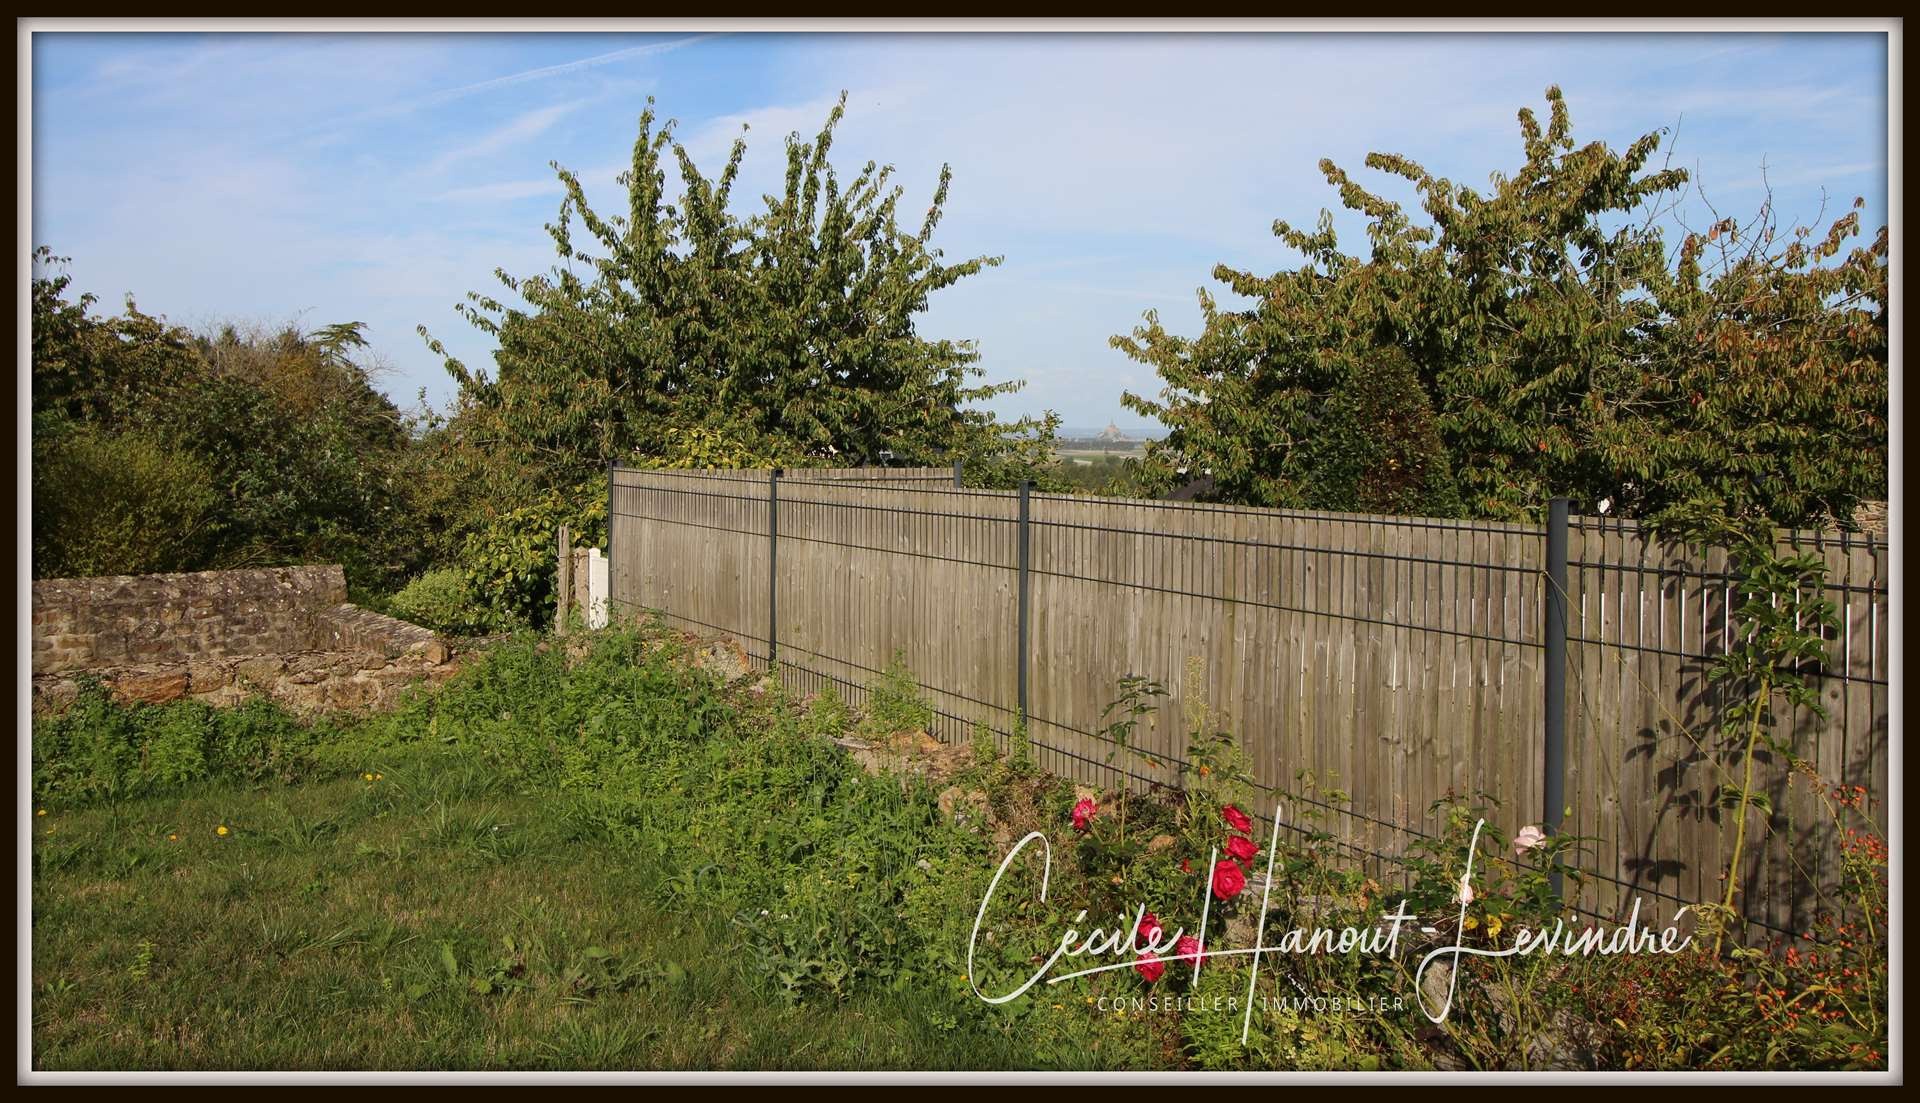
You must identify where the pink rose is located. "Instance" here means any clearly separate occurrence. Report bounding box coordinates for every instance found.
[1135,911,1163,948]
[1222,805,1253,833]
[1134,952,1165,983]
[1071,798,1097,833]
[1173,934,1204,966]
[1456,874,1475,907]
[1224,834,1258,863]
[1211,859,1247,901]
[1513,824,1548,857]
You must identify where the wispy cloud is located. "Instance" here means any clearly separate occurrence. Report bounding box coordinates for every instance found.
[310,34,717,137]
[424,100,583,176]
[415,35,717,109]
[31,31,1888,429]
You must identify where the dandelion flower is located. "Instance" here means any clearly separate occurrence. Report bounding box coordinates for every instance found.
[36,809,47,817]
[168,833,179,842]
[215,825,230,837]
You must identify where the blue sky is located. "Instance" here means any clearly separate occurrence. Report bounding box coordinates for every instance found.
[30,30,1889,433]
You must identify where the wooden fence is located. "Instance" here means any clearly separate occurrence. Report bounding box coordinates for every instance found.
[606,465,1890,937]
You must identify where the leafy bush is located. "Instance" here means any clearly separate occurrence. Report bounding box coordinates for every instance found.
[1116,86,1887,528]
[458,482,605,632]
[860,652,934,736]
[1292,347,1463,517]
[31,421,218,578]
[31,252,430,592]
[32,687,325,804]
[387,568,493,636]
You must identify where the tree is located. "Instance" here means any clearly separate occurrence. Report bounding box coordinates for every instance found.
[1115,87,1887,529]
[31,253,423,591]
[424,92,1044,504]
[31,247,201,428]
[1293,347,1463,516]
[32,417,218,578]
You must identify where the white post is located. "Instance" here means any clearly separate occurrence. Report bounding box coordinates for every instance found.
[586,547,609,629]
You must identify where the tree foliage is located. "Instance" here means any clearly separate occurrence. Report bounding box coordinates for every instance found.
[31,251,424,590]
[1115,87,1887,528]
[31,419,219,578]
[425,92,1042,503]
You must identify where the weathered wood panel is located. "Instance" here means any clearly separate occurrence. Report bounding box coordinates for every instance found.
[608,466,1890,937]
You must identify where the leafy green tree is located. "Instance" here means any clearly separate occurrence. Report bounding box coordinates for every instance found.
[1115,87,1887,528]
[421,94,1060,627]
[31,247,201,428]
[31,253,425,592]
[423,92,1042,499]
[1292,347,1463,516]
[31,417,218,578]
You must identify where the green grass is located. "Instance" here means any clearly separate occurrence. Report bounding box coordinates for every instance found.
[30,746,1035,1070]
[36,623,1882,1072]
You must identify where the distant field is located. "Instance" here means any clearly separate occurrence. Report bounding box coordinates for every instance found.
[1053,442,1147,464]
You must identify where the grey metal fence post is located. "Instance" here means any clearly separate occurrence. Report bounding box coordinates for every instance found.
[768,468,782,668]
[953,459,964,489]
[1017,479,1032,724]
[1544,497,1569,895]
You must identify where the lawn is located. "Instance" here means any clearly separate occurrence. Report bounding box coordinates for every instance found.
[29,627,1174,1071]
[29,623,1890,1072]
[30,746,1042,1070]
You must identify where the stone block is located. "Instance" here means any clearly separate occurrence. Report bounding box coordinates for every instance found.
[112,669,190,706]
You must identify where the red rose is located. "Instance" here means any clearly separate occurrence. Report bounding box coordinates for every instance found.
[1134,952,1165,983]
[1136,911,1164,948]
[1211,858,1247,900]
[1174,934,1204,965]
[1071,798,1097,833]
[1222,805,1253,833]
[1179,858,1193,875]
[1224,834,1258,863]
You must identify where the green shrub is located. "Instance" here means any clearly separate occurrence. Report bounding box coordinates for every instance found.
[32,688,321,804]
[458,482,605,632]
[31,421,217,578]
[387,568,492,636]
[860,652,934,737]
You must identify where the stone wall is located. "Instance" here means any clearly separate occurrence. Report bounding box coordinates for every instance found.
[33,565,349,673]
[31,565,463,716]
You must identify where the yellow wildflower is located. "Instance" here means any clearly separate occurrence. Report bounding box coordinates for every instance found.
[36,809,47,817]
[215,825,230,837]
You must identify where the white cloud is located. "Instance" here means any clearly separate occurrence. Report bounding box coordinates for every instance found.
[423,100,584,176]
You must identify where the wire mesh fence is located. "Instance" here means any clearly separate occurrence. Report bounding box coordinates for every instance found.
[606,464,1889,939]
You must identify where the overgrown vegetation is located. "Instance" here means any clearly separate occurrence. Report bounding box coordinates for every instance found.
[31,623,1887,1070]
[1116,86,1888,528]
[31,253,424,594]
[31,85,1888,636]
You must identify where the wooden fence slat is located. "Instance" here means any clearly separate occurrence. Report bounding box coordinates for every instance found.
[607,467,1887,936]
